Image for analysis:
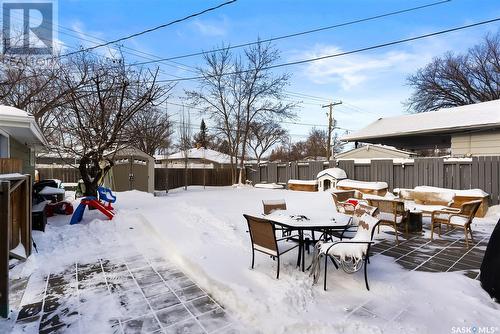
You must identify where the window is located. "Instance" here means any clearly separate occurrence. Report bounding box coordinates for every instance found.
[0,133,9,158]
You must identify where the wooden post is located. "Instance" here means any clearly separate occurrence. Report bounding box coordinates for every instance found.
[22,175,32,256]
[0,181,11,318]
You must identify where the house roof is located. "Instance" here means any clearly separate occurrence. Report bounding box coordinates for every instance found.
[156,148,236,164]
[0,106,47,147]
[342,99,500,142]
[335,144,416,159]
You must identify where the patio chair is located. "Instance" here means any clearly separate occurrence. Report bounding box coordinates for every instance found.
[331,191,357,215]
[430,200,482,248]
[367,198,408,245]
[262,199,291,237]
[243,214,300,279]
[310,205,380,291]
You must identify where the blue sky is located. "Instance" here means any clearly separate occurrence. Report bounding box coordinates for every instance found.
[55,0,500,142]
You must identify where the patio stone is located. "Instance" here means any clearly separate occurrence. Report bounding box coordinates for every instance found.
[135,273,163,287]
[155,304,192,327]
[122,313,161,334]
[168,276,196,291]
[16,301,42,322]
[197,308,232,333]
[118,300,152,321]
[148,291,181,311]
[176,285,206,302]
[164,318,205,334]
[141,282,171,298]
[10,248,236,333]
[185,296,219,316]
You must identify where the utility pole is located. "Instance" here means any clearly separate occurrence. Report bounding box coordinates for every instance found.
[322,101,342,161]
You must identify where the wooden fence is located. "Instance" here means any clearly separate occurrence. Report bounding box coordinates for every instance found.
[0,174,32,318]
[245,157,500,205]
[37,167,80,183]
[0,158,22,174]
[37,166,235,190]
[154,168,233,190]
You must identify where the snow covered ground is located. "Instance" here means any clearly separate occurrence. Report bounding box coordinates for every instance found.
[2,186,500,334]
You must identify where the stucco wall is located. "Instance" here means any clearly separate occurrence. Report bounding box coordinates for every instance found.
[451,130,500,156]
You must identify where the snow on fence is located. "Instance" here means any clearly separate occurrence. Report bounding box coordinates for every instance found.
[245,157,500,205]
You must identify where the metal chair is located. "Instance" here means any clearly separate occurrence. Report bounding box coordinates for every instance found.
[243,214,299,279]
[310,205,380,291]
[430,200,482,248]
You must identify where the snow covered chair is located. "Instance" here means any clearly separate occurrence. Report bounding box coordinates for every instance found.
[263,199,291,237]
[310,204,380,291]
[243,214,300,279]
[430,200,482,248]
[367,198,408,245]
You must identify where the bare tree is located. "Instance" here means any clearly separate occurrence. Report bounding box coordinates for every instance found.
[177,109,192,191]
[127,106,173,156]
[269,127,345,162]
[407,32,500,112]
[237,42,296,183]
[247,120,288,163]
[53,53,171,196]
[186,47,243,184]
[187,42,296,184]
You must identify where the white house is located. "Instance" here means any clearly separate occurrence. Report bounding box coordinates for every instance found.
[316,167,347,191]
[155,148,240,169]
[342,99,500,157]
[0,106,47,175]
[335,144,417,160]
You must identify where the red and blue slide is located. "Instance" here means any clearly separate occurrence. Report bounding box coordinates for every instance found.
[70,187,116,225]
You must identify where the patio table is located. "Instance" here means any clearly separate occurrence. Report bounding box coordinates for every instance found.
[261,210,352,272]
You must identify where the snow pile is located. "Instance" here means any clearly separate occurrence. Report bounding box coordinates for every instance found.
[113,187,499,333]
[254,183,284,189]
[414,186,488,197]
[288,179,318,185]
[4,187,499,334]
[337,179,388,190]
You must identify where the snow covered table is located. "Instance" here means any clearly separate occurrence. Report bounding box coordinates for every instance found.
[260,210,352,271]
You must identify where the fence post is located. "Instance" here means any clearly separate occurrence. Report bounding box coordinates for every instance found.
[0,181,11,318]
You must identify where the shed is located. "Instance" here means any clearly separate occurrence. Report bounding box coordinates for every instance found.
[103,147,155,193]
[316,168,347,191]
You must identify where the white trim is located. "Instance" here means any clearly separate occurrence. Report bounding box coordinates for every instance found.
[254,244,277,256]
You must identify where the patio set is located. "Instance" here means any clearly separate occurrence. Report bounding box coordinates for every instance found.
[243,187,484,291]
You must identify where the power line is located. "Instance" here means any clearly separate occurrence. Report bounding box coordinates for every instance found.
[154,17,500,83]
[131,0,451,65]
[59,0,237,57]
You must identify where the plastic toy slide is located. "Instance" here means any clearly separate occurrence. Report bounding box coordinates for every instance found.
[70,187,116,224]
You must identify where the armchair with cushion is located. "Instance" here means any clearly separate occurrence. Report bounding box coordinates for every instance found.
[430,200,482,248]
[368,198,408,245]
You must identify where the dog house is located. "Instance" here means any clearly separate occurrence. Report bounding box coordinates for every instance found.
[316,168,347,191]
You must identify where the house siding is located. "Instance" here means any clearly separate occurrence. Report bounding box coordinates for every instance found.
[451,130,500,156]
[9,137,34,176]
